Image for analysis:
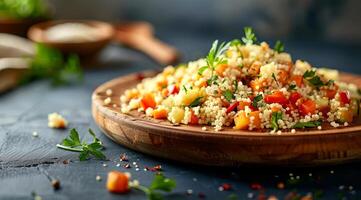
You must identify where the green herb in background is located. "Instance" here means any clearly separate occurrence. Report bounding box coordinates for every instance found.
[274,40,285,53]
[21,44,83,86]
[242,27,257,45]
[132,173,176,200]
[56,128,106,161]
[0,0,49,19]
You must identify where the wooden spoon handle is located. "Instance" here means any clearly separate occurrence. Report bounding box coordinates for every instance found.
[114,30,179,66]
[132,36,179,65]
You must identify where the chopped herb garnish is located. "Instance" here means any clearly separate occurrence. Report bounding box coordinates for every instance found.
[199,40,230,82]
[230,39,241,47]
[289,84,297,90]
[234,80,238,92]
[207,75,219,85]
[271,112,282,131]
[198,66,208,75]
[303,70,327,89]
[223,90,234,102]
[293,121,321,129]
[182,85,188,93]
[56,128,106,161]
[272,73,279,86]
[252,94,263,108]
[242,27,257,45]
[132,173,176,200]
[189,97,203,107]
[274,40,284,53]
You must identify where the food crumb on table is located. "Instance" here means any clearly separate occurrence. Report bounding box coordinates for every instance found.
[48,112,68,129]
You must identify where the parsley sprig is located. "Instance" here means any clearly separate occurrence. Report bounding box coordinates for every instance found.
[274,40,284,53]
[271,112,283,131]
[56,128,106,161]
[303,70,329,89]
[252,94,263,108]
[198,40,230,85]
[242,27,257,45]
[293,121,321,129]
[132,173,176,200]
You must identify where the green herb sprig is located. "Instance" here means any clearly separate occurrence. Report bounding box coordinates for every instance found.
[0,0,49,19]
[21,44,83,86]
[223,90,234,102]
[252,94,263,108]
[56,128,106,161]
[303,70,327,89]
[274,40,284,53]
[293,121,321,129]
[189,97,203,107]
[131,173,176,200]
[242,27,257,45]
[271,112,282,131]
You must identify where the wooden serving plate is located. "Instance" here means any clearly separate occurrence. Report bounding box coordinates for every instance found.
[92,71,361,166]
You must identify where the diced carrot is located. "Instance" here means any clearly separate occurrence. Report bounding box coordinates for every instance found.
[156,78,167,89]
[248,61,262,77]
[250,78,266,92]
[339,109,353,123]
[278,69,289,85]
[106,171,129,193]
[161,88,169,97]
[153,108,168,119]
[264,91,288,105]
[271,106,281,112]
[290,75,303,87]
[215,64,228,76]
[140,93,156,110]
[234,111,250,130]
[298,99,316,116]
[249,111,261,129]
[238,101,251,110]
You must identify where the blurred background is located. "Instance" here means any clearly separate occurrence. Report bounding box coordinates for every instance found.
[49,0,361,70]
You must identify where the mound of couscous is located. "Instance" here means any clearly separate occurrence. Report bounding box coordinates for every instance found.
[120,27,360,133]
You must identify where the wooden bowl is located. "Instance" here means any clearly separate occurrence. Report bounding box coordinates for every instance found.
[27,20,114,56]
[92,71,361,166]
[0,18,45,36]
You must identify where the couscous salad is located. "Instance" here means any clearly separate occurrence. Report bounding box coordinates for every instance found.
[120,27,360,133]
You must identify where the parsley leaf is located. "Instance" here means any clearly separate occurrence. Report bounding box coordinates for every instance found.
[189,97,203,107]
[198,66,208,75]
[131,173,176,200]
[242,27,257,45]
[182,85,188,93]
[271,112,282,131]
[57,128,106,161]
[223,90,234,102]
[230,39,241,47]
[293,121,321,129]
[252,94,263,108]
[272,73,279,86]
[303,70,325,89]
[274,40,284,53]
[207,75,219,85]
[289,84,297,90]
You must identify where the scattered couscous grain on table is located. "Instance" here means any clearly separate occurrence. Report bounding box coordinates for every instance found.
[119,27,361,133]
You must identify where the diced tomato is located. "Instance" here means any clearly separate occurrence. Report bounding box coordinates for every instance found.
[264,91,288,105]
[167,85,179,95]
[339,91,351,105]
[324,89,337,99]
[290,75,303,86]
[289,92,302,105]
[298,99,316,116]
[226,102,239,113]
[319,106,330,118]
[189,111,199,125]
[140,93,156,110]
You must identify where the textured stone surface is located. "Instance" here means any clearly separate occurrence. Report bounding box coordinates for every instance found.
[0,34,361,199]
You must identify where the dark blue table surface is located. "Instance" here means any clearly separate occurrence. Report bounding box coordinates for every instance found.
[1,32,361,200]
